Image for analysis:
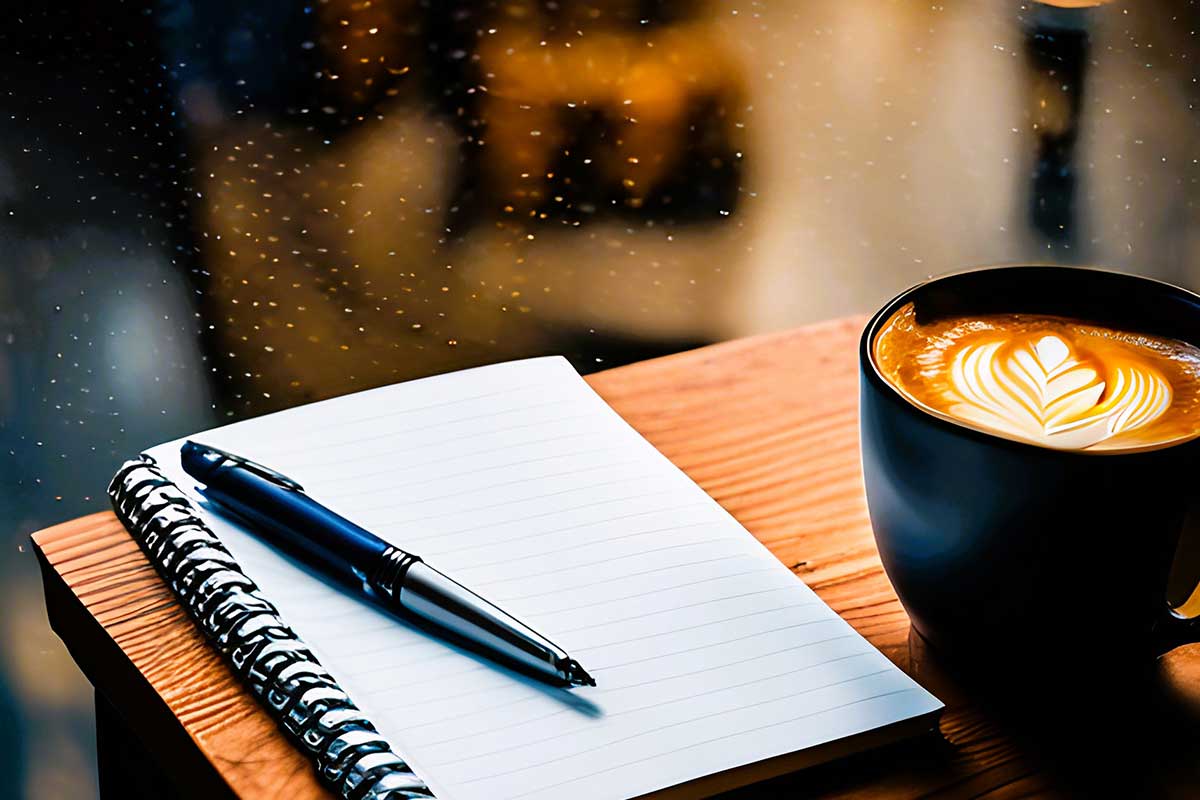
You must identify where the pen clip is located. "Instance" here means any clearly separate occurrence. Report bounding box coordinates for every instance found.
[192,442,305,492]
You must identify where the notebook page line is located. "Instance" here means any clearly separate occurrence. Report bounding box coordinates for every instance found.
[255,382,581,458]
[349,467,661,515]
[314,571,790,648]
[454,677,919,786]
[325,443,635,498]
[354,605,843,696]
[344,460,651,515]
[285,411,602,471]
[287,590,821,689]
[263,515,728,607]
[359,630,869,736]
[193,357,574,446]
[309,536,754,627]
[337,599,835,698]
[253,381,560,450]
[248,396,597,469]
[260,539,749,634]
[415,649,877,748]
[213,526,741,591]
[428,667,897,769]
[588,620,851,671]
[463,537,738,584]
[427,513,717,559]
[350,623,849,714]
[532,565,779,615]
[358,631,862,735]
[589,635,869,694]
[495,552,747,601]
[358,486,688,533]
[437,522,730,573]
[312,427,624,487]
[341,588,817,689]
[390,498,704,549]
[552,585,799,636]
[570,601,820,651]
[411,641,879,754]
[502,688,927,800]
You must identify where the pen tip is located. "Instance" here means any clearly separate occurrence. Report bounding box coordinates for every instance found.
[564,659,597,687]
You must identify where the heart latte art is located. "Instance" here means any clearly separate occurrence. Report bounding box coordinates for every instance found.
[873,305,1200,451]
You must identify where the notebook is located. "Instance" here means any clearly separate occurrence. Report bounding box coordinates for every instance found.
[142,356,942,800]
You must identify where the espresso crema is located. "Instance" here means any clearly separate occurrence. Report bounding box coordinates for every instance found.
[873,303,1200,451]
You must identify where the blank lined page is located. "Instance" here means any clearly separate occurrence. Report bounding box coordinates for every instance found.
[146,356,941,800]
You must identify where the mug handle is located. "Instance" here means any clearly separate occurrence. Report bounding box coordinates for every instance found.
[1157,600,1200,654]
[1158,506,1200,654]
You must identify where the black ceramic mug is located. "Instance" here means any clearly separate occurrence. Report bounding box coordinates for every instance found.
[859,266,1200,669]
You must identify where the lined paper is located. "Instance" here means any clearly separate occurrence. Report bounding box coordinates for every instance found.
[146,357,940,800]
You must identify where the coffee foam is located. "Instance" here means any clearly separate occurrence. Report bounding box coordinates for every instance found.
[873,304,1200,452]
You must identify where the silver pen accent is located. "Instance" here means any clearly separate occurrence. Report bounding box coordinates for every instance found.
[371,547,596,686]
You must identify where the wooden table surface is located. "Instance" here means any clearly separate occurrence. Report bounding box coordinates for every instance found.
[31,317,1200,799]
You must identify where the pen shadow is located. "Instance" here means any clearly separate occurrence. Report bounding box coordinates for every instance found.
[399,612,605,719]
[195,497,604,719]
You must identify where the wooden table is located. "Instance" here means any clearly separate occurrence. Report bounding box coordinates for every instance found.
[31,318,1200,799]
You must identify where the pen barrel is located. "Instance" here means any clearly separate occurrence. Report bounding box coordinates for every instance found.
[183,444,592,686]
[373,559,574,683]
[202,465,393,587]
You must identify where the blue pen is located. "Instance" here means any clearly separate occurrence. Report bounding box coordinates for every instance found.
[180,440,596,687]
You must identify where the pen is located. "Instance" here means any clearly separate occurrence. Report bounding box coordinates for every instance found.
[179,440,597,688]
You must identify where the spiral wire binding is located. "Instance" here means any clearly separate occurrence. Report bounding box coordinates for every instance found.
[108,455,435,800]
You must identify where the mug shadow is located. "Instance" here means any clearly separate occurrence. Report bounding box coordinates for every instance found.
[906,627,1200,799]
[719,629,1200,799]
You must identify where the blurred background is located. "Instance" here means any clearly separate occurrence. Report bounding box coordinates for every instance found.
[2,0,1199,796]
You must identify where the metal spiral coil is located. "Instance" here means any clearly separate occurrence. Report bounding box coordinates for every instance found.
[108,455,435,800]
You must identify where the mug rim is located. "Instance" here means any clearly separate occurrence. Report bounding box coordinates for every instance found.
[860,263,1200,458]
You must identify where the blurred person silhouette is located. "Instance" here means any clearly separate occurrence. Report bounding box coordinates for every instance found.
[1020,1,1110,250]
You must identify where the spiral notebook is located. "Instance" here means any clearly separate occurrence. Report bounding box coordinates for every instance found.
[135,356,941,800]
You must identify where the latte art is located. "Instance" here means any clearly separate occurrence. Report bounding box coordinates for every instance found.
[873,304,1200,452]
[946,333,1171,450]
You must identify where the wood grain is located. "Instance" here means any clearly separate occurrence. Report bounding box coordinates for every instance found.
[31,316,1200,799]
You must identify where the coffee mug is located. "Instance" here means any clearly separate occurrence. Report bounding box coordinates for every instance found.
[859,266,1200,668]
